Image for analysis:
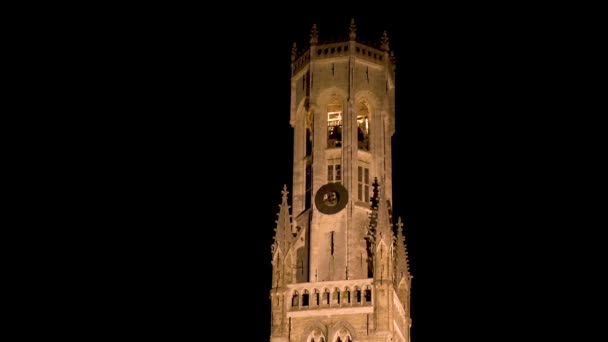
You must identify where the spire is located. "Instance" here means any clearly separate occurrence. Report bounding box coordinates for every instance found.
[395,217,411,282]
[291,42,297,62]
[380,30,389,52]
[272,185,293,257]
[310,24,318,45]
[349,18,356,41]
[368,178,395,284]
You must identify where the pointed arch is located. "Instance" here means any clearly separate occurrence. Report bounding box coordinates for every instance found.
[397,277,410,312]
[354,90,380,114]
[397,274,410,292]
[328,321,357,342]
[300,321,328,342]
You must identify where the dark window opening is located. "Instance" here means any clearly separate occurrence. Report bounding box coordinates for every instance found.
[306,129,312,157]
[365,289,372,302]
[302,291,309,306]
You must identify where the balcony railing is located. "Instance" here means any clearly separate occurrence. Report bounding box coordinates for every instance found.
[287,278,374,311]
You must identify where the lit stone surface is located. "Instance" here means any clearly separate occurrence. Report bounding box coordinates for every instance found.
[272,21,411,342]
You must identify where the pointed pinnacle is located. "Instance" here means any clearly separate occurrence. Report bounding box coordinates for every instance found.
[310,24,319,45]
[349,18,357,40]
[397,217,404,232]
[281,184,289,200]
[291,42,298,62]
[381,30,389,51]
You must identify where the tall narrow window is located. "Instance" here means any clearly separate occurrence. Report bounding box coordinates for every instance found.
[358,167,363,201]
[330,231,335,256]
[357,101,370,151]
[328,160,341,184]
[358,165,370,203]
[364,168,369,202]
[335,164,341,182]
[365,287,372,302]
[327,99,342,148]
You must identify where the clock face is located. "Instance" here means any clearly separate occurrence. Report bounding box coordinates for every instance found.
[315,183,348,214]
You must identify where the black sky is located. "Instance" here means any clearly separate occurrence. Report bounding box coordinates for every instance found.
[102,6,589,341]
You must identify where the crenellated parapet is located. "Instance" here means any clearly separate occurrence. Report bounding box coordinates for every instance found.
[291,20,396,79]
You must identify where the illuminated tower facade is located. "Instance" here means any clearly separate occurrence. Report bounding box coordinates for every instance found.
[270,20,412,342]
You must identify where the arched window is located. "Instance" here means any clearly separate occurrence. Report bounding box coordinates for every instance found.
[323,289,330,305]
[302,290,310,306]
[327,98,342,148]
[305,110,313,157]
[355,287,362,303]
[292,291,299,307]
[357,101,370,151]
[314,289,320,306]
[332,287,341,305]
[307,330,326,342]
[343,287,351,304]
[364,286,372,303]
[334,329,352,342]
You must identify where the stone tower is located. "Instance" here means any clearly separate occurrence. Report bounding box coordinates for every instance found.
[270,20,412,342]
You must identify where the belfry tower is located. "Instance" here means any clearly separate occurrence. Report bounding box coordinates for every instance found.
[270,20,412,342]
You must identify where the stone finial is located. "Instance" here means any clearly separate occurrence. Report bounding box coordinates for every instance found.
[291,42,297,62]
[381,30,389,51]
[281,184,289,201]
[349,18,357,40]
[310,24,318,45]
[397,216,404,232]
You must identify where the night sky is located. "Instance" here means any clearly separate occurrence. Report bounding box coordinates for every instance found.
[107,7,583,341]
